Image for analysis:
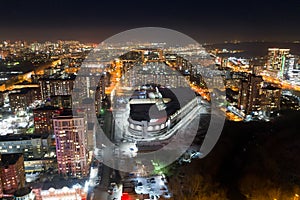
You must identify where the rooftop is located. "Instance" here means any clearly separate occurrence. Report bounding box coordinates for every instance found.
[1,153,23,166]
[129,86,194,122]
[14,187,32,197]
[34,105,60,111]
[31,176,87,190]
[0,133,49,141]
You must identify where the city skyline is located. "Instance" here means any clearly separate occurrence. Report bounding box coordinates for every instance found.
[0,36,299,199]
[0,4,300,198]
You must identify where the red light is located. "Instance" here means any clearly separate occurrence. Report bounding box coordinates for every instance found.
[121,193,130,200]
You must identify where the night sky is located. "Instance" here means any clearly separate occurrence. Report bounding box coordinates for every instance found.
[1,0,300,43]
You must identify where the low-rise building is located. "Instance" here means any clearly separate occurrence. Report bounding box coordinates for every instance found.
[0,134,51,159]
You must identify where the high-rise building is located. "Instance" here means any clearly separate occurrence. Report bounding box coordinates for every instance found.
[79,98,96,152]
[237,80,249,111]
[0,154,25,194]
[95,74,108,116]
[238,74,281,117]
[260,85,281,117]
[267,48,290,78]
[72,68,108,103]
[284,54,300,83]
[238,75,263,114]
[53,115,88,177]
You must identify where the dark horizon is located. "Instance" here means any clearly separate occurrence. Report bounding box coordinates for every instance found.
[1,0,300,43]
[1,27,300,44]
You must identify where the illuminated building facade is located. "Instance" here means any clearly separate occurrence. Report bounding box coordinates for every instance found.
[49,95,72,109]
[238,74,281,117]
[34,185,87,200]
[8,90,30,112]
[53,116,88,177]
[24,159,55,173]
[284,55,300,83]
[0,154,25,194]
[95,74,108,116]
[260,85,281,116]
[267,48,290,70]
[33,106,60,134]
[8,87,41,112]
[126,85,197,139]
[238,75,263,114]
[128,86,178,135]
[116,53,197,141]
[267,48,290,78]
[39,77,75,100]
[0,134,51,159]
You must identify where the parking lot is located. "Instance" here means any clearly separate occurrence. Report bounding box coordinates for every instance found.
[125,175,171,199]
